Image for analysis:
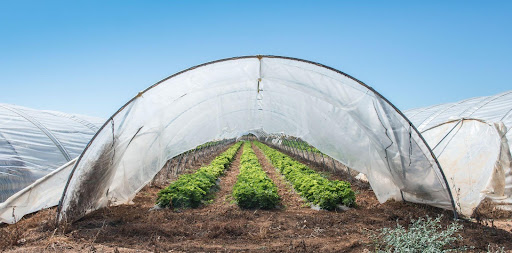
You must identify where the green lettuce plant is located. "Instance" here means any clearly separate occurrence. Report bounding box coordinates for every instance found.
[156,141,243,208]
[232,142,280,209]
[254,141,355,210]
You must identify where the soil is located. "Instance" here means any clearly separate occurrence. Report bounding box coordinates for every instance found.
[1,142,512,252]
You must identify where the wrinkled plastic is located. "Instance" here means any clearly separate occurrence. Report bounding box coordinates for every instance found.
[405,90,512,150]
[421,120,512,216]
[0,158,76,224]
[0,104,103,202]
[58,56,454,222]
[405,91,512,215]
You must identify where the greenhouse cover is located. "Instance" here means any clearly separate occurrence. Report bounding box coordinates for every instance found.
[404,91,512,215]
[55,56,457,222]
[0,104,104,202]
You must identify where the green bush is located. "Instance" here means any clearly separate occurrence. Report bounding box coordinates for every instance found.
[370,215,469,252]
[156,141,243,208]
[254,141,355,210]
[232,142,280,209]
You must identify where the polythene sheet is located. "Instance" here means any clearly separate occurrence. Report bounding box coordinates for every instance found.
[421,120,512,216]
[405,90,512,150]
[0,103,103,202]
[0,158,77,224]
[58,56,454,222]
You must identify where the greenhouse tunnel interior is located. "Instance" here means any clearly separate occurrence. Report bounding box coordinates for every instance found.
[53,56,457,223]
[42,56,456,223]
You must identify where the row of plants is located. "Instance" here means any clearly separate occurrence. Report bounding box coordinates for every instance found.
[156,141,243,209]
[232,142,280,209]
[195,140,224,149]
[254,141,355,210]
[281,139,323,155]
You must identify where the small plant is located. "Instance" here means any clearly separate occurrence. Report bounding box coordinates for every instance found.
[487,244,506,253]
[369,215,469,252]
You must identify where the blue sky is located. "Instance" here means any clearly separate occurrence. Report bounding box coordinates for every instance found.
[1,1,510,118]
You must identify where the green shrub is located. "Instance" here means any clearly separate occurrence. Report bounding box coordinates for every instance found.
[254,141,355,210]
[232,142,280,209]
[370,215,468,252]
[156,141,243,208]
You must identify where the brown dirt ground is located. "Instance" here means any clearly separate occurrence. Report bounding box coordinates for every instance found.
[1,142,512,252]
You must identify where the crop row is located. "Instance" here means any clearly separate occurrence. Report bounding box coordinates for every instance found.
[156,141,243,208]
[281,139,323,155]
[232,142,280,209]
[254,141,355,210]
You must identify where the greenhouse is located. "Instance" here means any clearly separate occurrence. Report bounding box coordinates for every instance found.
[0,104,103,203]
[54,55,457,223]
[405,90,512,149]
[404,91,512,216]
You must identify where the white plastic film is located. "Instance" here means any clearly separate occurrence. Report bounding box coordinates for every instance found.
[58,56,454,222]
[0,104,103,202]
[405,90,512,151]
[421,120,512,216]
[0,158,76,224]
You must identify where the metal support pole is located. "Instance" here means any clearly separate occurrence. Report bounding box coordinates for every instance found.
[174,153,184,176]
[321,151,327,171]
[298,140,311,161]
[290,139,299,157]
[288,139,298,156]
[299,140,310,160]
[308,143,318,164]
[181,150,190,173]
[292,139,300,157]
[282,138,290,153]
[293,139,306,160]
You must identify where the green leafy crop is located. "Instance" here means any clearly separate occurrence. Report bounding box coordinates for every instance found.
[156,141,243,209]
[254,141,355,210]
[232,142,280,209]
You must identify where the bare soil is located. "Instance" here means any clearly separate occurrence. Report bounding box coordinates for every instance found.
[1,143,512,252]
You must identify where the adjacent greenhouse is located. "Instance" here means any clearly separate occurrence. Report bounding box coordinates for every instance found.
[404,91,512,216]
[405,90,512,149]
[0,104,104,203]
[55,56,457,223]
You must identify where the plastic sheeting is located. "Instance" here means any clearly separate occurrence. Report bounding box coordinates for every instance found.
[405,91,512,215]
[420,119,512,216]
[405,90,512,150]
[58,56,455,222]
[0,158,77,224]
[0,104,104,202]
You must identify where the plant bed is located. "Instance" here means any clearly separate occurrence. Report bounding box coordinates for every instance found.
[156,141,243,209]
[254,141,355,210]
[232,142,280,209]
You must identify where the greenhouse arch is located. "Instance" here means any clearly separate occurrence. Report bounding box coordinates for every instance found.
[0,104,103,203]
[57,55,457,222]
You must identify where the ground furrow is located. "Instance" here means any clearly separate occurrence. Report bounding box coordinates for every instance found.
[207,142,244,210]
[252,142,306,210]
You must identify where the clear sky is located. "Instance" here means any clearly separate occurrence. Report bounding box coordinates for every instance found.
[1,1,510,118]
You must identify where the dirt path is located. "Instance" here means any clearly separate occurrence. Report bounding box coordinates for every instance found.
[252,143,306,210]
[206,142,244,210]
